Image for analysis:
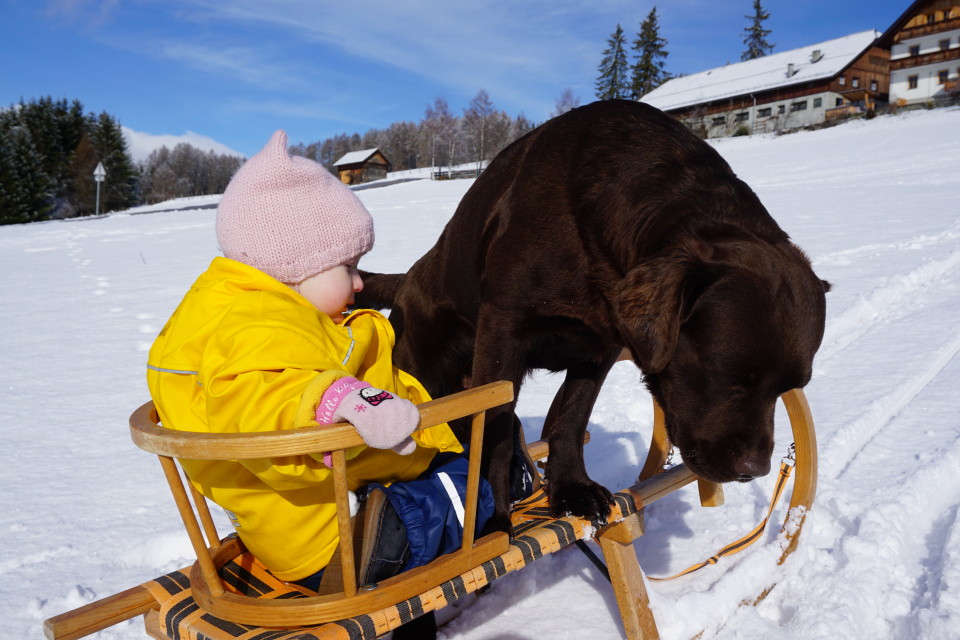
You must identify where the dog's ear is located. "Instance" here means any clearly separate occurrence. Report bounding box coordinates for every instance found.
[614,250,717,373]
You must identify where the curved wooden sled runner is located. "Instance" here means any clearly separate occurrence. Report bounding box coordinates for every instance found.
[43,383,817,640]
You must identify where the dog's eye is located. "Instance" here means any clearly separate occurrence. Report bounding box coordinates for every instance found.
[726,372,757,397]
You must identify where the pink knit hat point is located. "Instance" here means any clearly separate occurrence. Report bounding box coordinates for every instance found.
[216,129,374,284]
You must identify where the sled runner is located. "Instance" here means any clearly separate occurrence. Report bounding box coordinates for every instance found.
[43,381,817,640]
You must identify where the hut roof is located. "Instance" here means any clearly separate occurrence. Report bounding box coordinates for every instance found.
[333,148,384,166]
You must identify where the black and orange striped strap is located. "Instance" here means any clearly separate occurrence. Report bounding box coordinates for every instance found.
[647,449,795,582]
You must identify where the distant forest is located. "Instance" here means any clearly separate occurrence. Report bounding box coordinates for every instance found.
[0,96,244,225]
[1,90,558,225]
[291,90,541,174]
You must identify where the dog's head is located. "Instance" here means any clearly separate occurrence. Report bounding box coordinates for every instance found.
[615,235,828,482]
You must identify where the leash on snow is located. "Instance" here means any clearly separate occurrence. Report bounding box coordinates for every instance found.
[578,443,797,583]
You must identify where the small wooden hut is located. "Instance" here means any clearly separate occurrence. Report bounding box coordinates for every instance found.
[332,149,392,185]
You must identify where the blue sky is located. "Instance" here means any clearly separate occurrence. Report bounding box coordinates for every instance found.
[3,0,911,160]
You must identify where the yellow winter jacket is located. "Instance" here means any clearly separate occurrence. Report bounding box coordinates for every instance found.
[146,257,461,580]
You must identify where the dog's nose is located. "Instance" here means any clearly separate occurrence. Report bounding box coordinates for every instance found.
[734,457,771,481]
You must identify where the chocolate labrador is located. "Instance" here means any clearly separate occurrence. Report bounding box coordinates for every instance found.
[357,99,828,531]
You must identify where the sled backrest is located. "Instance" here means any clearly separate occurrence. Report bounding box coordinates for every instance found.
[128,381,513,628]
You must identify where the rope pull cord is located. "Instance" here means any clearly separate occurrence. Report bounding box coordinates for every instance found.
[646,442,796,581]
[577,443,797,584]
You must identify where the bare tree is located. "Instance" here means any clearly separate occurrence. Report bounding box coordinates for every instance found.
[551,88,581,118]
[422,97,456,169]
[463,89,496,168]
[139,143,242,203]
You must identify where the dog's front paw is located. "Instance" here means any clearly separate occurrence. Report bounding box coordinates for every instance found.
[548,481,614,523]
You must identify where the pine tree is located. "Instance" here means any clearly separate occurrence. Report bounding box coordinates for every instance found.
[68,132,99,215]
[88,112,139,213]
[741,0,774,61]
[630,7,671,99]
[17,98,63,187]
[595,24,630,100]
[0,133,31,224]
[0,124,55,224]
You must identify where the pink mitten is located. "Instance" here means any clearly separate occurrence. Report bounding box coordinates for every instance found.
[316,377,418,455]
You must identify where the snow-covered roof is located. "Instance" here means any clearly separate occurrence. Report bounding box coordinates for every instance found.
[641,30,882,112]
[333,148,382,166]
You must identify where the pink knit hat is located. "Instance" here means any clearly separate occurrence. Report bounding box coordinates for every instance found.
[216,130,374,284]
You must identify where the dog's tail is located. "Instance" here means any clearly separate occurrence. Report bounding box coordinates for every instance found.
[355,271,406,310]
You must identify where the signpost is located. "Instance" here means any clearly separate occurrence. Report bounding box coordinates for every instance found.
[93,162,106,215]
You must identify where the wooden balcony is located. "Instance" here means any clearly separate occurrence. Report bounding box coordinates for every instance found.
[891,46,960,71]
[895,17,960,42]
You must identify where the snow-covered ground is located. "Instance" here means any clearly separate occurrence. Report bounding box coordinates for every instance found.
[3,107,959,640]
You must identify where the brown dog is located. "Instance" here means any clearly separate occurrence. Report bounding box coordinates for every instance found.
[358,100,828,532]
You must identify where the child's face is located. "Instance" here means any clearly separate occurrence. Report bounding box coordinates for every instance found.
[295,262,363,321]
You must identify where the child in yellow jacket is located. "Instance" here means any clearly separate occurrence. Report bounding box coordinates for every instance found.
[146,130,465,588]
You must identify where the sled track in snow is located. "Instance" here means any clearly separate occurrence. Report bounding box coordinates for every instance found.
[794,430,960,639]
[817,248,960,364]
[815,227,960,482]
[908,503,960,629]
[822,328,960,481]
[813,221,960,268]
[708,428,960,640]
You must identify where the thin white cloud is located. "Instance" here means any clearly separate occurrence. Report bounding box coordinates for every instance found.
[229,98,364,123]
[94,32,309,91]
[174,0,620,109]
[122,126,245,163]
[51,0,715,129]
[44,0,118,19]
[153,40,305,90]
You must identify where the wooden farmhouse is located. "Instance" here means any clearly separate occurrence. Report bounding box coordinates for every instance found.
[881,0,960,105]
[332,148,392,185]
[641,30,890,138]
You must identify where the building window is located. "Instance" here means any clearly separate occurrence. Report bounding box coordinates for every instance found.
[870,79,878,91]
[813,97,823,108]
[910,45,921,56]
[757,107,772,117]
[852,77,860,88]
[735,112,749,122]
[941,39,951,51]
[908,75,919,89]
[836,98,844,107]
[939,69,949,84]
[778,104,786,114]
[790,101,807,112]
[712,116,726,126]
[839,75,846,86]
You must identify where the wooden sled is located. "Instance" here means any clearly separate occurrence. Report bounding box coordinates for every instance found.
[43,382,817,640]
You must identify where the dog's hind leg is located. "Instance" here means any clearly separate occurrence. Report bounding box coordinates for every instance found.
[541,348,621,522]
